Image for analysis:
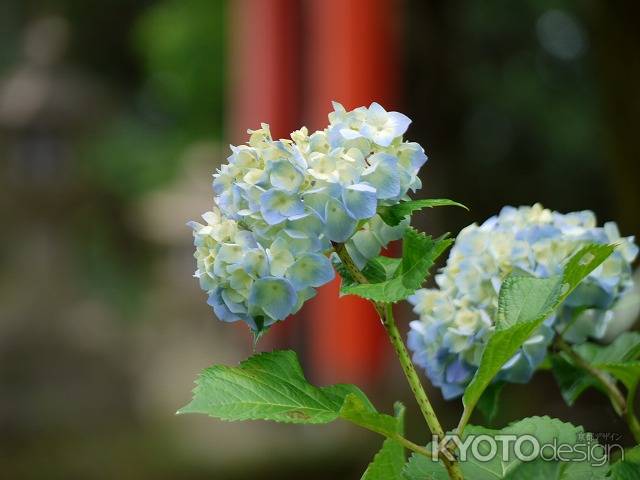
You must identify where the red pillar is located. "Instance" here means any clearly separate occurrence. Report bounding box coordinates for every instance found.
[228,0,300,141]
[304,0,402,385]
[228,0,302,347]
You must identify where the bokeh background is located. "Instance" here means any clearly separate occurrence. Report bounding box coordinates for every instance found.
[1,1,639,478]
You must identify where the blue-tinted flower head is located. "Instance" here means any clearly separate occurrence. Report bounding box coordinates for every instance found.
[191,102,430,331]
[408,204,638,399]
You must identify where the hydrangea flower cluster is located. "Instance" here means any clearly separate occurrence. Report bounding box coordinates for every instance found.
[190,102,428,331]
[408,204,638,399]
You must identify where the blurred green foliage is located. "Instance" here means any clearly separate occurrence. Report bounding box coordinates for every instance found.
[81,0,226,200]
[135,0,226,138]
[406,0,611,232]
[70,0,226,311]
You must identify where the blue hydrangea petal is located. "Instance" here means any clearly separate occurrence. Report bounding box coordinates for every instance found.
[522,331,552,367]
[369,215,408,245]
[221,289,248,314]
[286,253,334,290]
[235,230,258,249]
[342,183,377,220]
[562,309,608,343]
[327,123,347,148]
[260,188,305,225]
[350,229,384,259]
[445,358,472,384]
[499,352,532,383]
[278,230,320,255]
[566,282,612,309]
[292,287,318,314]
[287,211,324,237]
[301,188,331,221]
[361,153,401,199]
[207,289,243,323]
[324,198,357,242]
[249,277,297,321]
[401,142,428,170]
[345,242,369,270]
[441,383,466,400]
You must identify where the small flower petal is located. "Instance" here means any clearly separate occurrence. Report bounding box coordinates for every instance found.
[249,277,297,320]
[286,253,335,290]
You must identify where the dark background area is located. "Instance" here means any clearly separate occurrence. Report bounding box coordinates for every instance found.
[1,1,638,478]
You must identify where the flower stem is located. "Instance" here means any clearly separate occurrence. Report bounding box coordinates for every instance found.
[333,242,464,480]
[381,303,445,437]
[381,303,464,479]
[391,433,438,460]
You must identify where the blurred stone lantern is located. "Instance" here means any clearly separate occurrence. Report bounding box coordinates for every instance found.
[0,15,105,201]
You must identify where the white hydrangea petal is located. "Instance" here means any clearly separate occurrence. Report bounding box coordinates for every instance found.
[269,160,304,192]
[267,238,296,277]
[387,111,412,137]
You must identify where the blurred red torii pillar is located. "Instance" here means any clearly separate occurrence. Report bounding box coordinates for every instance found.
[229,0,401,385]
[304,0,401,385]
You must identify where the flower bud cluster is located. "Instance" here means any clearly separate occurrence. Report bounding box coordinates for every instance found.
[190,102,428,330]
[408,204,638,399]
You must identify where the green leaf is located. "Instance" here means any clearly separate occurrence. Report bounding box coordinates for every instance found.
[340,228,453,303]
[376,256,402,279]
[574,332,640,364]
[598,362,640,390]
[550,355,600,406]
[339,393,399,438]
[610,446,640,479]
[378,198,468,227]
[552,332,640,404]
[495,275,559,330]
[578,333,640,390]
[338,257,391,287]
[361,403,406,480]
[476,382,505,425]
[178,348,411,451]
[461,244,615,429]
[403,416,608,480]
[179,350,375,424]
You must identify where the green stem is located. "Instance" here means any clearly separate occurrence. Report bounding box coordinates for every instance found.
[555,336,626,415]
[382,303,464,479]
[390,433,438,460]
[333,242,464,480]
[625,384,640,443]
[381,303,445,437]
